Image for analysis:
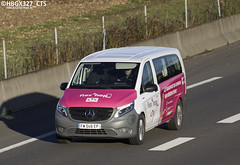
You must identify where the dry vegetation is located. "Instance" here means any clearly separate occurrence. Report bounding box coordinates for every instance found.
[0,0,128,29]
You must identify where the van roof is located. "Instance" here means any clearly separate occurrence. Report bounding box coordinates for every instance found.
[81,46,179,63]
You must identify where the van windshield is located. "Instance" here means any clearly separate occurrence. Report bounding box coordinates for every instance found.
[70,62,140,89]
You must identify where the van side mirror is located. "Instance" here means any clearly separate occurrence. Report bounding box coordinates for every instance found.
[145,84,158,92]
[60,82,68,91]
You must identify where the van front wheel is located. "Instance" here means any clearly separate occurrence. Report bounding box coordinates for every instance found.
[129,114,145,145]
[168,100,183,130]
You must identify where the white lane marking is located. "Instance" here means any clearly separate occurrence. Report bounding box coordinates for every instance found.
[187,77,223,90]
[217,113,240,124]
[149,137,195,151]
[0,131,55,154]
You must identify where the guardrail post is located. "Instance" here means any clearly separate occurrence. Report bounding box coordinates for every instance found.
[145,5,148,38]
[3,40,7,79]
[185,0,188,28]
[102,16,106,50]
[55,28,59,64]
[217,0,221,18]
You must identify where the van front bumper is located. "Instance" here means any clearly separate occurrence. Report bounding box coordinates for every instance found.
[55,109,139,139]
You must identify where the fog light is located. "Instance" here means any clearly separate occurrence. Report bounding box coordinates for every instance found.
[120,128,132,134]
[57,127,64,133]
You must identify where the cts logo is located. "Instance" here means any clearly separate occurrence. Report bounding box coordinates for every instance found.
[86,98,99,102]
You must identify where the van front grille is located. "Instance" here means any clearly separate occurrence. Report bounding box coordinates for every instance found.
[69,107,113,121]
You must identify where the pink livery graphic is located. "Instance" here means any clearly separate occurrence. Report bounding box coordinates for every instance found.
[60,89,137,108]
[159,73,186,124]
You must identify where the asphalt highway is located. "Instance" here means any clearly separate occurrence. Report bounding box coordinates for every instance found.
[0,41,240,165]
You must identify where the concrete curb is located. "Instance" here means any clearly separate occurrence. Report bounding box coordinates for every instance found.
[179,20,228,58]
[134,14,240,59]
[0,14,240,114]
[220,14,240,43]
[0,60,78,115]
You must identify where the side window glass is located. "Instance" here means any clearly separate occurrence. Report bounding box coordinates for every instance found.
[141,61,154,93]
[153,57,168,84]
[166,55,182,78]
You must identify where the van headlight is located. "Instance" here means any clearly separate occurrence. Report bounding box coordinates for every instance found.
[56,102,68,117]
[115,102,134,118]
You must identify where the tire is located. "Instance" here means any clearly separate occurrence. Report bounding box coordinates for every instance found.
[56,134,72,144]
[129,114,145,145]
[167,100,183,130]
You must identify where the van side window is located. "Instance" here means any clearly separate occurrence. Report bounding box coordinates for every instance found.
[166,55,182,78]
[152,57,168,84]
[153,54,182,84]
[141,61,154,93]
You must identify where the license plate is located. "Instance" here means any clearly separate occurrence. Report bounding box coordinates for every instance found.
[78,123,101,129]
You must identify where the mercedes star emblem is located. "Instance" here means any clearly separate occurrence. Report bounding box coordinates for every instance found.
[85,109,95,119]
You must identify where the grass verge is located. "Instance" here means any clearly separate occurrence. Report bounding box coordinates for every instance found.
[0,0,240,80]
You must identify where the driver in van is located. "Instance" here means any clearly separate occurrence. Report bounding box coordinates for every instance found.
[118,69,133,82]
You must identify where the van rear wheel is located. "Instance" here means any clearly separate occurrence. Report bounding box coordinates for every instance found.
[128,114,145,145]
[168,100,183,130]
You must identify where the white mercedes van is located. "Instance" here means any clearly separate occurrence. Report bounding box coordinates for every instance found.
[55,46,186,145]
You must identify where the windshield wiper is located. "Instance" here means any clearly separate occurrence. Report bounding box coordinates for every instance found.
[70,84,87,89]
[93,84,113,89]
[70,83,133,89]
